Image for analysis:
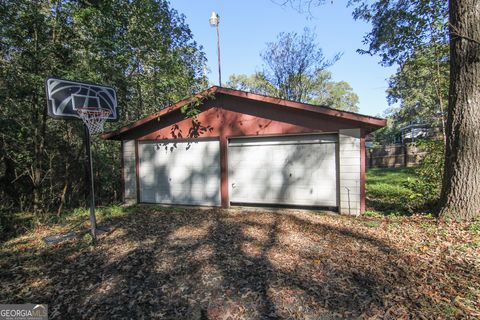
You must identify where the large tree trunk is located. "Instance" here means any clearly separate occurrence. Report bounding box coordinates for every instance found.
[438,0,480,220]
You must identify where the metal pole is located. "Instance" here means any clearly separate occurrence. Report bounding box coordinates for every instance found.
[216,23,222,86]
[84,125,97,241]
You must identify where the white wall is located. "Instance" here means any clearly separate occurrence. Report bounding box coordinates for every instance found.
[339,129,361,215]
[123,140,137,204]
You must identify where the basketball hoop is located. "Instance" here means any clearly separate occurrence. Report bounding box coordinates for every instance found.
[46,79,119,242]
[76,107,112,135]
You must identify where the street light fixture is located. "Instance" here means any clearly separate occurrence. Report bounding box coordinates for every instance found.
[209,11,222,86]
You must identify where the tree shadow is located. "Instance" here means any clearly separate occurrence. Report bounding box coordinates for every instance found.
[229,135,338,210]
[1,207,448,319]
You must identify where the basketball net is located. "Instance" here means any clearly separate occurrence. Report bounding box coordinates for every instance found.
[76,107,112,135]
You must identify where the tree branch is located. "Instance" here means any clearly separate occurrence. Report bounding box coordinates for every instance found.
[450,23,480,45]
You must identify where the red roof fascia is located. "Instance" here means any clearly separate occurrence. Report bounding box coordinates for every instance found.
[102,87,219,140]
[102,86,386,140]
[215,87,386,127]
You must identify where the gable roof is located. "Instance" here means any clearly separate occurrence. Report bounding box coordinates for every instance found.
[102,86,386,140]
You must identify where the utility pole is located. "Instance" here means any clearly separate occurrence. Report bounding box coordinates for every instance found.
[209,11,222,86]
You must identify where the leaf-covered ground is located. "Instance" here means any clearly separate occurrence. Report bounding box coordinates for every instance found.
[1,205,479,319]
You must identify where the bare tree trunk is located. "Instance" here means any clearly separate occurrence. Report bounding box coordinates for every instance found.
[438,0,480,220]
[57,127,85,216]
[433,52,447,144]
[428,7,448,145]
[32,90,47,216]
[57,179,68,217]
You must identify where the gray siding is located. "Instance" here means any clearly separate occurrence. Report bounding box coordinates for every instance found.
[123,140,137,204]
[339,129,361,215]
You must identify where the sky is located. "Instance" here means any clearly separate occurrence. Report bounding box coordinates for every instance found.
[170,0,398,117]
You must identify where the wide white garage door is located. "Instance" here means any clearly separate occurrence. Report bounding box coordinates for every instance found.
[139,140,221,206]
[228,135,338,207]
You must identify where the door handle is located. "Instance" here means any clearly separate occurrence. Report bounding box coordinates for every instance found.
[232,183,236,189]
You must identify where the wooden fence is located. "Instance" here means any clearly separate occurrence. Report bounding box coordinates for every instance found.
[366,144,427,168]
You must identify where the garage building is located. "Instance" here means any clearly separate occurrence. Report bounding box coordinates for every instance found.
[103,86,386,215]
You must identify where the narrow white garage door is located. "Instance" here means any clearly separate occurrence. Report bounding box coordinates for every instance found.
[228,135,338,207]
[139,140,221,206]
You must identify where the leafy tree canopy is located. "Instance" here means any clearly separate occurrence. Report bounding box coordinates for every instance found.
[227,29,359,112]
[387,44,448,128]
[0,0,207,215]
[349,0,448,66]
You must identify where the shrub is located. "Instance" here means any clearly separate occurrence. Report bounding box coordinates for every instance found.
[405,139,444,212]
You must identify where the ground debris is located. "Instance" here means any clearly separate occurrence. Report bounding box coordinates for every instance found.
[1,207,479,319]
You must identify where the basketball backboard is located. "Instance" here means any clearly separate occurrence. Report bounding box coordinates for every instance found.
[45,78,118,121]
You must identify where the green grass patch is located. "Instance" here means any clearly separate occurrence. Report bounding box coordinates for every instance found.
[469,219,480,235]
[363,210,384,218]
[366,167,419,216]
[363,220,381,228]
[0,204,137,244]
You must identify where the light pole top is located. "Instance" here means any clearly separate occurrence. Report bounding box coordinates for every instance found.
[209,11,219,26]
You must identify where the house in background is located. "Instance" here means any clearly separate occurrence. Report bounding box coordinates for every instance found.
[399,122,433,144]
[366,121,441,168]
[103,87,386,215]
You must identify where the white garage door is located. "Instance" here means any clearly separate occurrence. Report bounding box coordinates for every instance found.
[138,140,221,206]
[228,135,338,207]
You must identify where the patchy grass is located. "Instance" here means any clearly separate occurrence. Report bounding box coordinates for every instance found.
[366,167,420,215]
[1,205,479,319]
[470,219,480,235]
[0,204,133,243]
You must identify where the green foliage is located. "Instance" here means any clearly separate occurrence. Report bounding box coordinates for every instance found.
[366,168,419,215]
[368,117,401,145]
[363,210,384,218]
[179,90,216,119]
[227,73,277,97]
[226,28,359,112]
[281,0,448,65]
[407,140,444,209]
[311,79,359,112]
[363,220,380,228]
[284,0,449,134]
[81,232,94,245]
[350,0,448,66]
[261,28,341,101]
[383,45,449,136]
[367,141,444,216]
[469,219,480,235]
[0,0,207,217]
[388,46,449,120]
[352,0,449,133]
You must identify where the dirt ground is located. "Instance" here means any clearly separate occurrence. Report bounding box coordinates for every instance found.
[1,206,479,319]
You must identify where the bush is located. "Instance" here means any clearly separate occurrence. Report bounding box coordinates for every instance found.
[405,139,444,212]
[366,140,444,216]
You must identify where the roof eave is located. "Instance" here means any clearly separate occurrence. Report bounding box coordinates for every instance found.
[102,86,386,140]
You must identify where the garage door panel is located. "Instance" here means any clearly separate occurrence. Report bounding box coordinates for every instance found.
[140,188,156,203]
[171,187,203,201]
[228,135,338,207]
[140,166,155,186]
[152,191,170,203]
[230,147,271,165]
[268,172,286,185]
[139,140,221,206]
[205,175,220,194]
[316,189,337,207]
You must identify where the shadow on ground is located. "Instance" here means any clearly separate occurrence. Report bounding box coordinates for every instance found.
[1,206,478,319]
